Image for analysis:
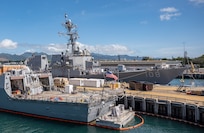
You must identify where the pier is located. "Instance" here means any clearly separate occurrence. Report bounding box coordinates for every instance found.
[121,85,204,126]
[77,85,204,127]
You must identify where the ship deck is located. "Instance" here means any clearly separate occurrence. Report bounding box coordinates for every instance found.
[96,109,135,128]
[16,89,114,105]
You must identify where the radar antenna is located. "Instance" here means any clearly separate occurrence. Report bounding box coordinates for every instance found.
[59,13,79,54]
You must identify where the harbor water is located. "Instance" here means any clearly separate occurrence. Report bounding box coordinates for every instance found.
[169,78,204,87]
[0,79,204,133]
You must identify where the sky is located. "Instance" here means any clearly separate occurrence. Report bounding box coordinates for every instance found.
[0,0,204,58]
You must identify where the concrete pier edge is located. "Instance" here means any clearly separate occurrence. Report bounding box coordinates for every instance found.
[118,95,204,128]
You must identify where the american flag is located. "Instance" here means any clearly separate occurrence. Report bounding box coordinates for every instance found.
[105,71,118,80]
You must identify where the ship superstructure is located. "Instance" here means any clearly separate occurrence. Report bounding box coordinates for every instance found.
[51,14,96,78]
[27,14,186,85]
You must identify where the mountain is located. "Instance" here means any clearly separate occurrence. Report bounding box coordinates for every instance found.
[91,53,142,60]
[0,53,26,61]
[0,52,49,62]
[0,52,142,62]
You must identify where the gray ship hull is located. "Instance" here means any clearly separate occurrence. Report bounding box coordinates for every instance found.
[0,94,113,123]
[0,72,115,123]
[52,67,186,85]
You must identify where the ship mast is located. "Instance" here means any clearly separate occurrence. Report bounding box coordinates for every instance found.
[63,14,79,55]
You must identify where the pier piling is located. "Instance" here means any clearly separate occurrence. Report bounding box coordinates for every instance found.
[198,106,204,125]
[134,97,145,111]
[186,104,197,122]
[145,98,156,113]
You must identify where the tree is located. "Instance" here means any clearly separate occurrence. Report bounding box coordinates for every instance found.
[142,56,151,60]
[192,54,204,68]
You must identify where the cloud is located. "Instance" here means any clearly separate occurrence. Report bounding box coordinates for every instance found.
[160,13,181,21]
[76,42,134,55]
[42,42,134,55]
[45,43,66,54]
[25,49,35,53]
[189,0,204,4]
[0,39,134,56]
[160,7,178,12]
[159,7,181,21]
[0,39,18,49]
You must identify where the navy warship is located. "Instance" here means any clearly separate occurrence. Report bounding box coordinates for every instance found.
[28,14,186,85]
[0,65,116,123]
